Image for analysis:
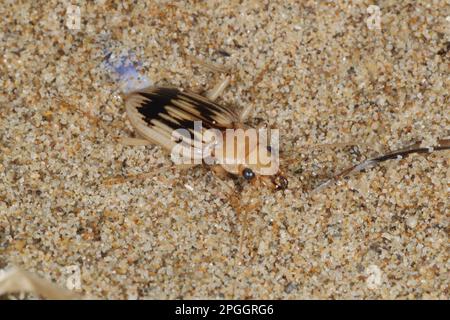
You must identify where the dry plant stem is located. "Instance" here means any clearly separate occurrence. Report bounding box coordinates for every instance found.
[315,139,450,192]
[296,141,370,150]
[0,266,81,300]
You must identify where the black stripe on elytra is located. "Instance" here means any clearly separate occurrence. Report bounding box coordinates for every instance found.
[136,88,230,131]
[137,88,178,122]
[177,91,234,121]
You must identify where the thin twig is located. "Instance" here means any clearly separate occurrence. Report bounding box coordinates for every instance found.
[314,139,450,192]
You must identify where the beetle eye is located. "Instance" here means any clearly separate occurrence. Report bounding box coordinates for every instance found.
[242,168,255,180]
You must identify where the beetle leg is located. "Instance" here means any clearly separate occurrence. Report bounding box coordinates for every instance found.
[103,166,171,185]
[118,137,152,146]
[103,163,198,186]
[186,54,229,74]
[239,104,254,123]
[210,165,234,188]
[185,54,231,101]
[206,76,230,101]
[230,191,262,298]
[238,61,272,122]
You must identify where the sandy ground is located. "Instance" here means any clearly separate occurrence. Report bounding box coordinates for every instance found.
[0,1,449,299]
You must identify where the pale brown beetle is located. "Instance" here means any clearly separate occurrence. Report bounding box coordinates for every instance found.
[120,75,289,191]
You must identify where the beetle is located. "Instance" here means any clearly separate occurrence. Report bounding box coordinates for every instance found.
[120,75,289,191]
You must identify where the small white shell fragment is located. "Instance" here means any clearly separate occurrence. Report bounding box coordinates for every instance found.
[365,265,382,290]
[406,216,418,229]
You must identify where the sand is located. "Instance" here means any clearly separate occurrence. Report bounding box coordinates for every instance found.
[0,0,449,299]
